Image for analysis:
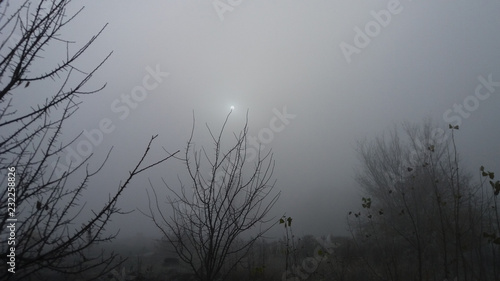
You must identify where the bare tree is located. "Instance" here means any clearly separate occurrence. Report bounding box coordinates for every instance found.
[145,112,280,281]
[349,120,499,281]
[0,1,178,280]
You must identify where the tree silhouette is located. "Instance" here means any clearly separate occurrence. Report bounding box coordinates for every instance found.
[0,1,178,280]
[350,121,499,281]
[145,112,280,281]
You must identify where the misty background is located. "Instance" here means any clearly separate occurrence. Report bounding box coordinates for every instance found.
[40,0,500,241]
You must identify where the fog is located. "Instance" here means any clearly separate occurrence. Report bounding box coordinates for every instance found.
[3,1,500,278]
[44,0,500,240]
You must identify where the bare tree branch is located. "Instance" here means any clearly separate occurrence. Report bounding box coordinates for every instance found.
[144,112,280,281]
[0,1,178,280]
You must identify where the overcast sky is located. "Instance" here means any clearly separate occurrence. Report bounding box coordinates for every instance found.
[33,0,500,239]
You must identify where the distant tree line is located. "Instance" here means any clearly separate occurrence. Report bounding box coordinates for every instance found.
[348,121,500,281]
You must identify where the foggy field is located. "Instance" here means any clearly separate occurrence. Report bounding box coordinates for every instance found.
[1,1,499,281]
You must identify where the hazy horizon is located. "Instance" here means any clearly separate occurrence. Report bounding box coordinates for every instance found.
[10,0,500,240]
